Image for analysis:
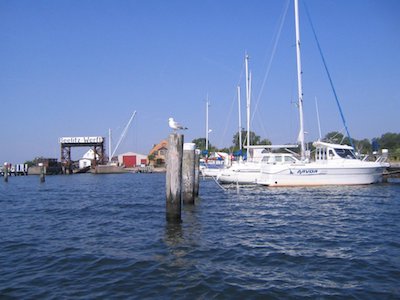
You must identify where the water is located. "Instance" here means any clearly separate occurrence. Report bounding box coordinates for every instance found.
[1,173,399,299]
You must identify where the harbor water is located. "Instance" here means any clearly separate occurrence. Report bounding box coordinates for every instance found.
[1,173,399,299]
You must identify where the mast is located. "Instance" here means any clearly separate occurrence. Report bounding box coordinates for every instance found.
[294,0,306,160]
[245,54,251,156]
[108,128,112,163]
[237,86,242,152]
[205,97,210,152]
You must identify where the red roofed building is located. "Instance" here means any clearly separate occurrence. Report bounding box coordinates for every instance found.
[148,140,168,167]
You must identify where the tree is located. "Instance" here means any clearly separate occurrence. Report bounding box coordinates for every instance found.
[192,137,217,152]
[355,139,372,155]
[377,132,400,151]
[375,133,400,160]
[324,131,356,148]
[232,130,271,151]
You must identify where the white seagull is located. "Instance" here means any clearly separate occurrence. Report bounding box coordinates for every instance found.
[168,117,188,131]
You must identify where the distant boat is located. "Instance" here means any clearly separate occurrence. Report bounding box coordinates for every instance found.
[200,152,228,178]
[257,0,388,187]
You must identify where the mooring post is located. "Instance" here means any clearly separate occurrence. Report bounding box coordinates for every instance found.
[38,163,45,183]
[3,162,8,182]
[166,133,183,222]
[182,143,196,204]
[194,149,200,197]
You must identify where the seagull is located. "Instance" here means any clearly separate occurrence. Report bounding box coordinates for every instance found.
[168,117,188,131]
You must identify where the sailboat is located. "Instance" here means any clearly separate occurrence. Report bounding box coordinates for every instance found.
[256,0,388,187]
[216,54,273,184]
[200,98,229,178]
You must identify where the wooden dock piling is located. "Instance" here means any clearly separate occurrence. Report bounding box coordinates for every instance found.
[3,163,8,182]
[182,143,196,204]
[166,133,183,222]
[194,149,200,197]
[39,163,45,183]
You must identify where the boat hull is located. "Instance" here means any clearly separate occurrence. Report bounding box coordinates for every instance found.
[258,163,386,187]
[217,162,261,184]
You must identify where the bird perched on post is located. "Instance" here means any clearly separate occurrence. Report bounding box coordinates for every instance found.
[168,117,188,131]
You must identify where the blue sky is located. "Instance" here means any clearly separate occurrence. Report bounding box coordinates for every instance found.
[1,0,399,163]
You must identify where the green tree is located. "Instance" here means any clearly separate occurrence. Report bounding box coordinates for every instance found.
[377,132,400,151]
[192,137,217,152]
[323,131,356,147]
[375,132,400,160]
[232,130,271,151]
[355,139,372,155]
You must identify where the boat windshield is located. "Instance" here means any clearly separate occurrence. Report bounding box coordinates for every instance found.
[261,155,297,164]
[334,148,356,159]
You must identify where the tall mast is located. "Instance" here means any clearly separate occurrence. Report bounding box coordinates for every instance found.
[294,0,306,160]
[237,86,242,152]
[205,96,210,152]
[108,128,112,162]
[245,54,251,155]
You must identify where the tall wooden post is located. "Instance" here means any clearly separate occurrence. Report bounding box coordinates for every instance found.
[166,133,183,222]
[182,143,196,204]
[39,163,45,183]
[3,163,8,182]
[194,149,200,197]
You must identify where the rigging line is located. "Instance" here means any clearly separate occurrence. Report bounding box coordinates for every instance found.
[221,60,246,148]
[251,0,290,124]
[303,2,356,151]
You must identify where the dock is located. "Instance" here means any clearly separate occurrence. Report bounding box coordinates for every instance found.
[1,164,28,176]
[384,162,400,178]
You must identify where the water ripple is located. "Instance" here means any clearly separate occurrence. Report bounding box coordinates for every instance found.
[0,174,399,298]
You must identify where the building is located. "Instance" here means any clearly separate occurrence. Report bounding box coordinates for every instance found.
[148,140,168,167]
[79,149,99,169]
[118,152,148,168]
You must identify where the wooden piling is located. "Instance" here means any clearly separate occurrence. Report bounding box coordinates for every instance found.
[3,163,8,182]
[39,163,45,183]
[166,133,183,222]
[194,149,200,197]
[182,143,196,204]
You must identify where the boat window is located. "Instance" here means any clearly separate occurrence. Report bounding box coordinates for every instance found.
[334,148,356,159]
[275,156,282,163]
[316,148,327,160]
[261,156,269,162]
[284,156,296,163]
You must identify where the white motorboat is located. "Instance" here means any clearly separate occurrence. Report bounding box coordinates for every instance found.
[257,142,388,186]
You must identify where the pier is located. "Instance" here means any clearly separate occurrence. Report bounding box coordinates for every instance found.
[384,162,400,179]
[59,136,105,174]
[1,164,28,176]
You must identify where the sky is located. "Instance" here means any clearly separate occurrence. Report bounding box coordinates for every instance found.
[1,0,399,163]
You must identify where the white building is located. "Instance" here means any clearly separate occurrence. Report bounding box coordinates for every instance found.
[79,149,99,169]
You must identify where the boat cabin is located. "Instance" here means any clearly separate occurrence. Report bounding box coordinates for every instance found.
[261,153,299,165]
[313,141,356,161]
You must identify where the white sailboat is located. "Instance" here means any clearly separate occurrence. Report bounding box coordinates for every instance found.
[200,98,228,178]
[216,54,271,184]
[257,0,388,187]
